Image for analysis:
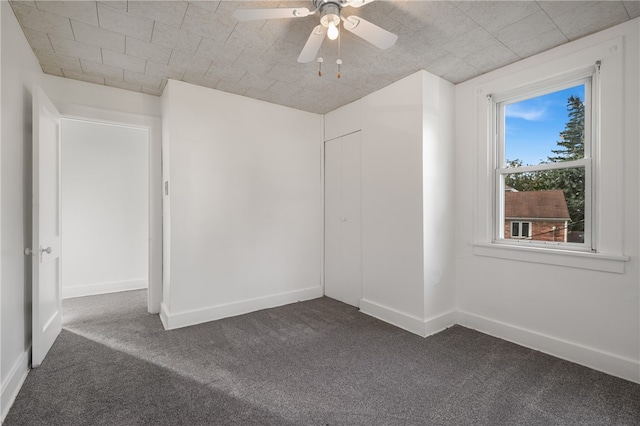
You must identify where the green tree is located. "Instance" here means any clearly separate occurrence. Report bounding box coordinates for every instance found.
[547,96,585,231]
[548,95,585,162]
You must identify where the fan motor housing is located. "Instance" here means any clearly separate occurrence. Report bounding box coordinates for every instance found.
[318,1,341,28]
[313,0,344,9]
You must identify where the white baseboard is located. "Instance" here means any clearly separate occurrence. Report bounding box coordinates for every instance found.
[160,302,170,330]
[1,348,30,423]
[423,309,458,337]
[457,310,640,384]
[62,278,148,299]
[160,286,324,330]
[359,299,456,338]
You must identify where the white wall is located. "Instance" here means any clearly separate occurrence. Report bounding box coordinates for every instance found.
[324,70,456,337]
[455,19,640,383]
[421,72,456,330]
[360,73,426,323]
[160,80,323,329]
[0,1,43,420]
[61,119,148,299]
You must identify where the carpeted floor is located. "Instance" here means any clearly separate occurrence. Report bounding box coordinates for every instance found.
[4,290,640,425]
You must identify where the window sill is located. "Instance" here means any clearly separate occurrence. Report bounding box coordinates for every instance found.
[472,242,629,273]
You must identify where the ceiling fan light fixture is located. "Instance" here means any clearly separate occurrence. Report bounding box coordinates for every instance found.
[320,2,340,41]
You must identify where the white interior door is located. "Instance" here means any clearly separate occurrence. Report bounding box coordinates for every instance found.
[31,85,62,368]
[324,132,362,307]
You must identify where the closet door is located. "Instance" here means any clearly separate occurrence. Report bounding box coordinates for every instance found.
[324,132,361,307]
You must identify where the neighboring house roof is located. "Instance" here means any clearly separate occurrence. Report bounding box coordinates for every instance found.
[505,190,571,220]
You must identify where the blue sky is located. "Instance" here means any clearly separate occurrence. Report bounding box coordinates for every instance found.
[505,84,584,166]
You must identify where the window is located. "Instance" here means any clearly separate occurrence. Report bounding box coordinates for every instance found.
[510,221,531,239]
[473,42,628,272]
[492,66,598,252]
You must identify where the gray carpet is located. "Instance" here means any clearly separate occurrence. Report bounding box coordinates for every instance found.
[4,290,640,425]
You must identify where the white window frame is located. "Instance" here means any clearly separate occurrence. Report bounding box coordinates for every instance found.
[510,221,532,239]
[490,67,598,253]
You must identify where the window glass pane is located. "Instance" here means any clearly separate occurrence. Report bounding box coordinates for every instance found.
[504,168,585,243]
[504,84,585,167]
[511,222,519,237]
[522,222,530,237]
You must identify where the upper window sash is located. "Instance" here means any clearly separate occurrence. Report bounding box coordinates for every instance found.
[495,76,593,169]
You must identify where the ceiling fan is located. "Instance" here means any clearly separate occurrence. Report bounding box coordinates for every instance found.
[233,0,398,63]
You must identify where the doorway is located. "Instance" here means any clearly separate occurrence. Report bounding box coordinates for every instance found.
[55,103,162,314]
[60,119,149,301]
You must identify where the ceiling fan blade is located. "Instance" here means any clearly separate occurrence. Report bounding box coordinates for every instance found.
[298,25,327,63]
[233,7,310,21]
[344,0,376,8]
[342,16,398,50]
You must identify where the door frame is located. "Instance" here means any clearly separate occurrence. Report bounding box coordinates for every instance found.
[55,103,163,314]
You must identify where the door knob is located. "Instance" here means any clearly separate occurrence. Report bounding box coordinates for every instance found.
[41,247,52,254]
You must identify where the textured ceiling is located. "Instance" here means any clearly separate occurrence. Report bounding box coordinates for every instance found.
[10,0,640,114]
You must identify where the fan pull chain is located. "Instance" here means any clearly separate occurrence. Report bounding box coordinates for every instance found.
[317,57,323,77]
[337,24,342,78]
